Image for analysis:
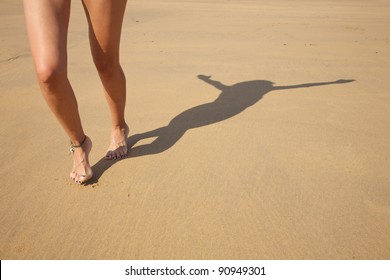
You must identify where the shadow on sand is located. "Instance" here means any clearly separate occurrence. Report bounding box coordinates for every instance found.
[88,75,354,184]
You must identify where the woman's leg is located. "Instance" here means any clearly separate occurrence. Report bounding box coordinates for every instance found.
[82,0,129,160]
[23,0,92,184]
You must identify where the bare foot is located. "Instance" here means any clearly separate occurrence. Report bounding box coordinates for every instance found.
[105,124,129,160]
[70,136,93,184]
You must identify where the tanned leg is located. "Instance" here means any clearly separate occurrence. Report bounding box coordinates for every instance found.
[82,0,129,160]
[23,0,92,183]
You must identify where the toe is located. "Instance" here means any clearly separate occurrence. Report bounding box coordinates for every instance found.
[74,174,81,184]
[105,151,114,160]
[73,171,92,184]
[70,171,76,180]
[78,174,88,184]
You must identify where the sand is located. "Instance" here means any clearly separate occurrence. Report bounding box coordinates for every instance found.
[0,0,389,259]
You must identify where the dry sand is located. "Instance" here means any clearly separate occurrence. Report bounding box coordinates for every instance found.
[1,0,390,259]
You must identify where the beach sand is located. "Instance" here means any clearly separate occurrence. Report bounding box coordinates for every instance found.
[0,0,389,259]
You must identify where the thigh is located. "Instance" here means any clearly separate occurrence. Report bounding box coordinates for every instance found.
[82,0,127,59]
[23,0,71,71]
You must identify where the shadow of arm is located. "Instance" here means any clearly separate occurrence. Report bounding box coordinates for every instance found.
[273,79,355,91]
[197,74,228,91]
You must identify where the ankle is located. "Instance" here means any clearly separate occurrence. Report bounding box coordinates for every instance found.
[70,135,88,153]
[112,123,128,131]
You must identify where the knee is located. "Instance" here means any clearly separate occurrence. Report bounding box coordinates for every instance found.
[35,62,67,87]
[91,51,120,77]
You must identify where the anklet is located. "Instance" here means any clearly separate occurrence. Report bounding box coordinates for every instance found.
[70,135,87,153]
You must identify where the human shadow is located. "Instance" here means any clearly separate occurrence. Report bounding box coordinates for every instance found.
[89,75,354,184]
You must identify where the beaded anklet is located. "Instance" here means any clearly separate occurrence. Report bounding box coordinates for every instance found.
[70,135,87,153]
